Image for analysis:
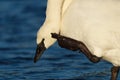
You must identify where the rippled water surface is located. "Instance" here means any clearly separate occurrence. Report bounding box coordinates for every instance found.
[0,0,119,80]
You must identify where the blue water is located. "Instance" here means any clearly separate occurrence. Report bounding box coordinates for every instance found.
[0,0,119,80]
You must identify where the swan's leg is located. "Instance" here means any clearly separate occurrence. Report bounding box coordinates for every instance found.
[51,33,101,63]
[111,66,119,80]
[78,42,101,63]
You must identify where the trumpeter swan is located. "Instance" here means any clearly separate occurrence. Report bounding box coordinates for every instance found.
[34,0,120,80]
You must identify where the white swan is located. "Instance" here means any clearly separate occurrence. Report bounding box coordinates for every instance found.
[34,0,120,80]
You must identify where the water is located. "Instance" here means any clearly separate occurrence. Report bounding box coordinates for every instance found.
[0,0,119,80]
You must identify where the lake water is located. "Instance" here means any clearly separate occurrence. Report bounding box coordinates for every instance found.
[0,0,119,80]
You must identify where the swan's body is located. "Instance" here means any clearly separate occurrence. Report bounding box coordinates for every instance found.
[35,0,120,80]
[61,0,120,66]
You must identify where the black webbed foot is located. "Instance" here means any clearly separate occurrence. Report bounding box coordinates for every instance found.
[51,33,80,51]
[51,33,101,63]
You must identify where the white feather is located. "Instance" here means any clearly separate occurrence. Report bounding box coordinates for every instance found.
[37,0,120,66]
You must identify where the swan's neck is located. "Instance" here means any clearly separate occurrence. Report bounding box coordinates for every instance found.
[62,0,73,15]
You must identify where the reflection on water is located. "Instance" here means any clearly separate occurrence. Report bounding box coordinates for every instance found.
[0,0,118,80]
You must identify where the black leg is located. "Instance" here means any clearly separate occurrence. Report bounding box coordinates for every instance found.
[111,66,119,80]
[51,33,101,63]
[78,42,101,63]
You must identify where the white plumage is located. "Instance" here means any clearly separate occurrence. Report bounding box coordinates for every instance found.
[35,0,120,79]
[61,0,120,67]
[37,0,120,67]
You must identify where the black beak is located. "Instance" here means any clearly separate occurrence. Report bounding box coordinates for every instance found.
[34,39,46,63]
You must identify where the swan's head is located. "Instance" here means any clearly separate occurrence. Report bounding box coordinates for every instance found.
[34,26,57,63]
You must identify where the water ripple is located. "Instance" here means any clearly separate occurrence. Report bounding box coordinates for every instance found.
[0,0,119,80]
